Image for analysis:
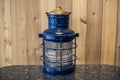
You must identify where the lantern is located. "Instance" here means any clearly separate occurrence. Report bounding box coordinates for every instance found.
[38,7,79,75]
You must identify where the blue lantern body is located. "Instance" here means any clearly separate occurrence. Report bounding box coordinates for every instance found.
[38,7,79,75]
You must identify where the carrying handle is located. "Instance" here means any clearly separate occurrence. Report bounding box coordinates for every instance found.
[38,33,44,61]
[75,33,79,37]
[38,33,43,38]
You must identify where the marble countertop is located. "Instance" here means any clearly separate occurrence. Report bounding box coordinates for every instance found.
[0,65,120,80]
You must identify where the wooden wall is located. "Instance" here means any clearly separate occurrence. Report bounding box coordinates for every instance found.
[0,0,120,67]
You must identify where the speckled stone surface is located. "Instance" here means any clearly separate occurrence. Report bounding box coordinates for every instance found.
[0,65,120,80]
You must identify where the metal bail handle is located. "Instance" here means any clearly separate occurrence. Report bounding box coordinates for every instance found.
[38,33,43,38]
[75,33,79,37]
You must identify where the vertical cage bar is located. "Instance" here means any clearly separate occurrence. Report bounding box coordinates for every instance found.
[60,37,62,70]
[74,37,77,67]
[55,42,58,69]
[42,38,45,68]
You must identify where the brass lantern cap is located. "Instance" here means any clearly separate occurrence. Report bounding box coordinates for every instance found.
[48,6,71,15]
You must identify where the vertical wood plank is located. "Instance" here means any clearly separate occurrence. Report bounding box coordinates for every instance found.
[20,0,28,65]
[86,0,103,64]
[0,0,4,67]
[116,0,120,66]
[3,0,12,66]
[11,0,18,65]
[101,0,118,65]
[56,0,72,27]
[72,0,87,64]
[26,0,36,65]
[15,0,25,65]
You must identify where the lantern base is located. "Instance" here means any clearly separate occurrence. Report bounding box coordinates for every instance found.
[43,65,75,75]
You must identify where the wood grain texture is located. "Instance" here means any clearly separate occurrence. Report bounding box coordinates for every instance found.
[101,0,118,65]
[72,0,87,64]
[0,0,4,67]
[15,0,27,65]
[0,0,6,67]
[86,0,103,64]
[22,0,27,65]
[20,0,27,65]
[0,0,120,66]
[10,0,18,65]
[26,0,37,65]
[2,0,12,66]
[116,0,120,66]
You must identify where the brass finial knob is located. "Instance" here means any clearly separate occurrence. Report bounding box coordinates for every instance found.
[47,6,71,15]
[56,6,62,10]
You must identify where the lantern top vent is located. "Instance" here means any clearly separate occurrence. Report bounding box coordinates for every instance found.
[47,6,71,15]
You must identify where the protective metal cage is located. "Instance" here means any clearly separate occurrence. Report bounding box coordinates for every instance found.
[40,37,78,74]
